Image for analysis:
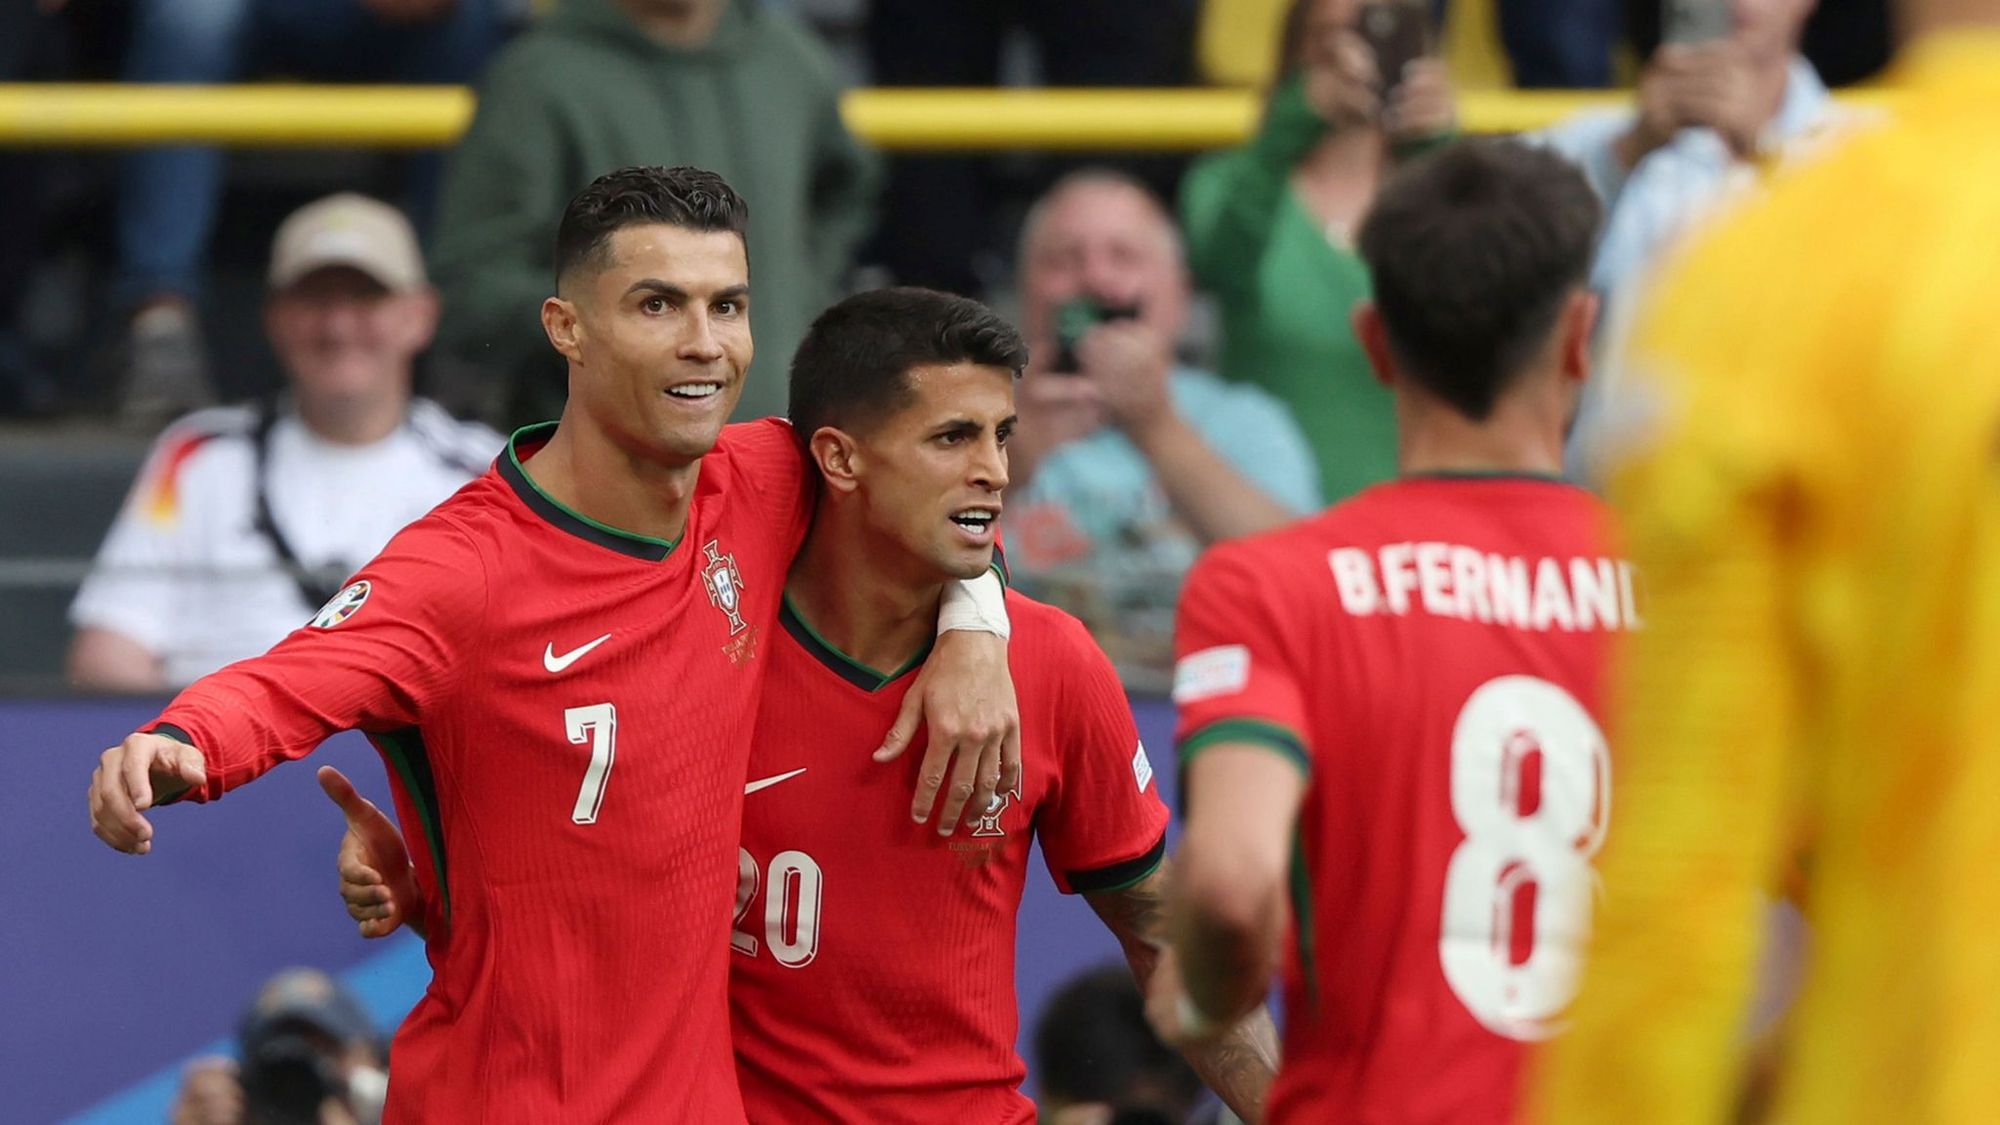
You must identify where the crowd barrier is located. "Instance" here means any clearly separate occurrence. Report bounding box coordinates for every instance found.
[0,84,1895,150]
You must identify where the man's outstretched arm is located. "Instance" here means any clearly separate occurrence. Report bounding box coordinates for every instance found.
[84,523,484,854]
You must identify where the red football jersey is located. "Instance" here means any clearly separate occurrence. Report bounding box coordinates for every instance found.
[729,590,1170,1125]
[1173,476,1631,1124]
[151,421,810,1123]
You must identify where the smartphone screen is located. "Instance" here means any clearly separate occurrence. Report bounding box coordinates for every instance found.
[1357,0,1432,95]
[1663,0,1733,44]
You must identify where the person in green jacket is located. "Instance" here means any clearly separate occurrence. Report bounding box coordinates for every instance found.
[429,0,880,427]
[1179,0,1456,503]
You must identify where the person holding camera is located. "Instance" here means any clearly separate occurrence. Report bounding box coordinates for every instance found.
[1003,170,1320,683]
[1181,0,1457,507]
[1535,0,1849,479]
[170,968,387,1125]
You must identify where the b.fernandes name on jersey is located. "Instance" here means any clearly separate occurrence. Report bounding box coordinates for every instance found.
[1330,545,1641,632]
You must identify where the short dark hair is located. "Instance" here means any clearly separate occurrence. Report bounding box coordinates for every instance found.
[1033,965,1202,1110]
[554,166,749,290]
[788,287,1029,444]
[1356,139,1602,421]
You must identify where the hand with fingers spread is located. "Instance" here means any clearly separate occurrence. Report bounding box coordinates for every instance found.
[1666,42,1762,159]
[318,766,427,940]
[1622,42,1761,167]
[1383,58,1457,145]
[88,731,208,854]
[1301,29,1381,129]
[875,628,1022,835]
[1076,320,1176,440]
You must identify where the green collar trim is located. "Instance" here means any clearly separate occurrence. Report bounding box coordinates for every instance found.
[500,422,679,561]
[779,593,933,693]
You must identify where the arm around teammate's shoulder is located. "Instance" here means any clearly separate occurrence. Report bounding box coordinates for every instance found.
[87,518,491,854]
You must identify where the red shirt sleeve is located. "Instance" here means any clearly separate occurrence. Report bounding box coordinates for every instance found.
[1034,610,1171,894]
[153,517,488,802]
[1172,541,1313,776]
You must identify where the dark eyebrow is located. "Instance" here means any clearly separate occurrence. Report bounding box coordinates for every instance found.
[621,280,751,304]
[624,279,687,301]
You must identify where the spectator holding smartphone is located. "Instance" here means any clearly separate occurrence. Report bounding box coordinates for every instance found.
[1535,0,1850,480]
[1180,0,1456,506]
[1005,170,1320,685]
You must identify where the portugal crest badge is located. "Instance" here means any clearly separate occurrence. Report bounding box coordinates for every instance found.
[967,787,1022,839]
[702,540,748,635]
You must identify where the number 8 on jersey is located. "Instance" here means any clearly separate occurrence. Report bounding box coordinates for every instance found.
[1440,675,1609,1041]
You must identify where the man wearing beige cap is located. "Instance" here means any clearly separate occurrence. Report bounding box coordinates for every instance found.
[68,194,502,691]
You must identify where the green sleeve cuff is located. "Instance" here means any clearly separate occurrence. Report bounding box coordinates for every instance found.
[1069,832,1169,896]
[1178,718,1312,777]
[1392,126,1459,164]
[1252,73,1331,169]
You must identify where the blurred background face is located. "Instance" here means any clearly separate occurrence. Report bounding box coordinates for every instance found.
[567,224,752,465]
[1019,182,1189,358]
[847,362,1013,583]
[265,267,435,409]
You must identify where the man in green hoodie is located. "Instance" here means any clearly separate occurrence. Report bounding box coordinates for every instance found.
[429,0,880,427]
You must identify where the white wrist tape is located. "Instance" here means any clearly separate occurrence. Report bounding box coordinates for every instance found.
[938,569,1010,639]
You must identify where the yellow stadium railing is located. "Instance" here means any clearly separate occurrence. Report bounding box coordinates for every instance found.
[0,84,1890,150]
[0,84,1637,150]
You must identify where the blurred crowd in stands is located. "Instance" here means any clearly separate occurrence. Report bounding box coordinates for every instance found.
[0,0,1892,691]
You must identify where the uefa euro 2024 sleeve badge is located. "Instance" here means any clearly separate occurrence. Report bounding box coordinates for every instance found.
[310,580,371,629]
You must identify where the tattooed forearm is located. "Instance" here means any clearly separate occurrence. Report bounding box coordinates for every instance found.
[1090,863,1280,1122]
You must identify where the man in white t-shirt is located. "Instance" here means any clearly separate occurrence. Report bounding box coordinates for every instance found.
[68,193,502,690]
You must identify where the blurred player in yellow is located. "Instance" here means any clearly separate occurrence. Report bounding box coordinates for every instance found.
[1534,2,2000,1122]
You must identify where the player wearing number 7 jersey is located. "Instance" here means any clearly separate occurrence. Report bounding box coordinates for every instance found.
[1149,140,1628,1123]
[332,287,1281,1123]
[82,168,1019,1124]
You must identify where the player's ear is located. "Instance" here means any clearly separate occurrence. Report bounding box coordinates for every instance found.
[542,296,584,364]
[1558,289,1599,387]
[1352,302,1395,390]
[808,426,863,495]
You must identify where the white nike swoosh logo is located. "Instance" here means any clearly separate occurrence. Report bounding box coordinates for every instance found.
[743,768,807,795]
[543,633,613,673]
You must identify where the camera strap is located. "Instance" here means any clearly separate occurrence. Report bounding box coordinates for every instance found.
[248,396,362,613]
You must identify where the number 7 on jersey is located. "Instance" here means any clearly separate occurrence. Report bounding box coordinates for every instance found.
[566,703,617,824]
